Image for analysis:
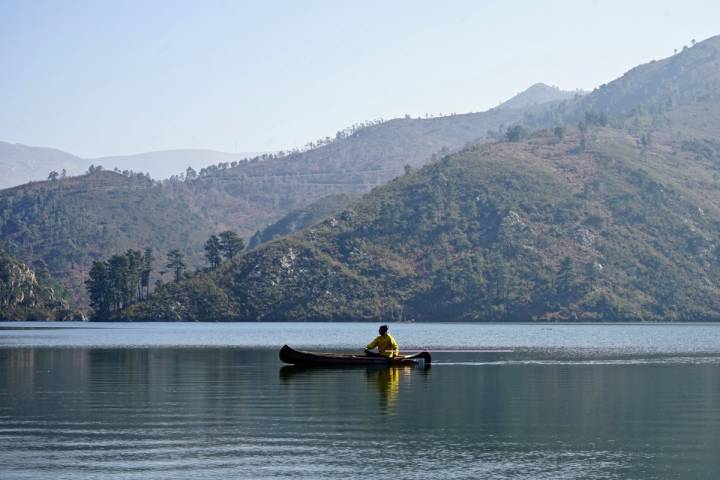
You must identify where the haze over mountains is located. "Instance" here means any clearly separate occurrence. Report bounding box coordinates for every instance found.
[0,142,263,189]
[0,142,89,189]
[3,34,720,321]
[90,149,266,181]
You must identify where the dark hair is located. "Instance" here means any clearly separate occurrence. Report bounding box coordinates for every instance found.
[379,324,389,333]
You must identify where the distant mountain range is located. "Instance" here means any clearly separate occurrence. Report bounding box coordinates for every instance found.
[0,143,263,189]
[2,82,578,188]
[0,142,89,189]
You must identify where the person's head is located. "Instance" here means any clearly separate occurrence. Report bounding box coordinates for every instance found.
[379,325,389,336]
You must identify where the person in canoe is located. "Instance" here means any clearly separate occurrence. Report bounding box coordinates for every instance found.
[364,325,399,358]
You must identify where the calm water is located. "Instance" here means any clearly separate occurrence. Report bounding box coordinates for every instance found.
[1,322,720,479]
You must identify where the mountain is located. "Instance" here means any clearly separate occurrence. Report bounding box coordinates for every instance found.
[531,35,720,128]
[497,83,583,111]
[248,193,359,249]
[0,246,70,321]
[0,98,539,311]
[126,121,720,322]
[91,149,265,180]
[122,35,720,322]
[0,142,263,188]
[7,34,720,317]
[0,142,90,189]
[181,104,540,240]
[577,36,720,118]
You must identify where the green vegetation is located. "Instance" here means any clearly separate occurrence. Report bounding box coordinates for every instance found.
[0,246,71,321]
[0,89,539,313]
[204,236,222,268]
[166,250,186,283]
[84,231,244,320]
[6,35,720,321]
[248,193,358,248]
[85,249,154,318]
[123,111,720,321]
[218,231,245,262]
[505,125,529,142]
[0,170,215,308]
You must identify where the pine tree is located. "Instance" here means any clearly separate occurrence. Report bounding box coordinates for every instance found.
[556,256,577,296]
[141,248,154,299]
[166,249,186,283]
[204,235,222,268]
[219,231,245,261]
[125,249,143,302]
[86,261,111,318]
[108,254,129,311]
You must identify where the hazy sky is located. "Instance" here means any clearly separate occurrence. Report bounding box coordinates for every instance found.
[1,0,719,157]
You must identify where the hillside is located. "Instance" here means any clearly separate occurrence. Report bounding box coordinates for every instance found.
[116,33,720,322]
[0,92,549,310]
[6,34,720,316]
[0,246,70,320]
[498,83,583,110]
[126,114,720,322]
[91,149,264,180]
[119,32,720,236]
[531,35,720,128]
[0,170,217,304]
[248,193,359,249]
[182,105,536,239]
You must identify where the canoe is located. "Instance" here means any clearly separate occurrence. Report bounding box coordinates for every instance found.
[279,345,431,366]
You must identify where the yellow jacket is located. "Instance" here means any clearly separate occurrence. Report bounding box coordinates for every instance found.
[366,333,399,358]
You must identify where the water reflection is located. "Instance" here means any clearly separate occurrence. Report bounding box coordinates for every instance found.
[367,366,417,413]
[2,347,720,479]
[279,364,408,414]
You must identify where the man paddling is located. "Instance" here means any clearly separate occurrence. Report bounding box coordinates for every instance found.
[364,325,399,358]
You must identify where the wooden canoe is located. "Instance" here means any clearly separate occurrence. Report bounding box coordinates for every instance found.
[279,345,431,366]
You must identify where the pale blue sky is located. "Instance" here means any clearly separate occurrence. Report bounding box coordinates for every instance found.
[1,0,719,157]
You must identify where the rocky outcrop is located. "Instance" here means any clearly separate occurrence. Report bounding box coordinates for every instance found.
[0,250,68,320]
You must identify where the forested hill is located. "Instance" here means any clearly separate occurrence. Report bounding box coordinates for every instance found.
[180,99,550,240]
[5,35,720,316]
[0,84,571,311]
[529,35,720,128]
[122,35,720,322]
[127,115,720,322]
[177,81,581,240]
[0,170,216,304]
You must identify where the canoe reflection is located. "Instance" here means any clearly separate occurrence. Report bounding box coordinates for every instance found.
[279,364,428,414]
[366,366,409,413]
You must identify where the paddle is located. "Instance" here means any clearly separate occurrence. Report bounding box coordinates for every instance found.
[402,351,432,364]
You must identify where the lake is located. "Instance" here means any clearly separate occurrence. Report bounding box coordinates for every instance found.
[1,322,720,479]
